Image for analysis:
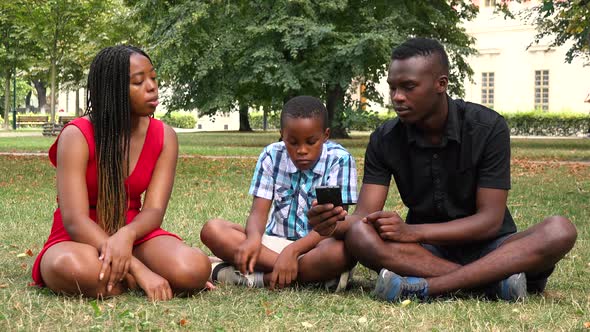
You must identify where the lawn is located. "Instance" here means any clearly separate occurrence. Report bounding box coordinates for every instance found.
[0,132,589,331]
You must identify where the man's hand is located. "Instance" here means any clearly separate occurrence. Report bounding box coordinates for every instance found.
[363,211,420,243]
[307,200,347,236]
[234,237,262,275]
[269,246,299,290]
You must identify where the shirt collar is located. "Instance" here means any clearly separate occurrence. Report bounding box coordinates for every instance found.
[285,142,327,175]
[406,95,462,147]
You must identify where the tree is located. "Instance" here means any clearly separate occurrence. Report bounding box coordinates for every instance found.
[132,0,478,136]
[28,0,122,122]
[525,0,590,64]
[0,1,38,128]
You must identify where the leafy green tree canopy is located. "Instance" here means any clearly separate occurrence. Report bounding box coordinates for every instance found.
[526,0,590,64]
[132,0,479,136]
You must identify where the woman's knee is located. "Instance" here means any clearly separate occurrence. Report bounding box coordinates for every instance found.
[165,248,211,291]
[42,250,115,297]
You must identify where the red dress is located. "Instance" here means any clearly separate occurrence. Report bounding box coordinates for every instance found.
[31,117,180,286]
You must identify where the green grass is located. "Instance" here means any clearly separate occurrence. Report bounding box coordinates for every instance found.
[1,131,589,161]
[0,134,589,330]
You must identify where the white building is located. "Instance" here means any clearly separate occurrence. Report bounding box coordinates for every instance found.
[462,0,590,113]
[367,0,590,114]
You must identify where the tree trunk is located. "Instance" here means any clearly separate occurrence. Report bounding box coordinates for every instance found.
[326,84,349,138]
[75,89,80,116]
[263,107,268,131]
[25,90,32,111]
[50,58,57,123]
[3,72,11,129]
[238,103,252,131]
[33,80,47,113]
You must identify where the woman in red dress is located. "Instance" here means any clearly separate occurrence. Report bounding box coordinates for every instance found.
[31,45,211,301]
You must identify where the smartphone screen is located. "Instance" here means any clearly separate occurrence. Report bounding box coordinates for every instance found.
[315,185,343,207]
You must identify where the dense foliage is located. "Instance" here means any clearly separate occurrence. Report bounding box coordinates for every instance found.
[250,110,590,137]
[131,0,479,136]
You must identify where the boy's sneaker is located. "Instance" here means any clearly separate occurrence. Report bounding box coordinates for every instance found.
[324,269,352,293]
[488,272,527,301]
[373,268,428,302]
[211,262,263,288]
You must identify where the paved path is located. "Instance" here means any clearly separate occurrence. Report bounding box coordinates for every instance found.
[0,131,43,137]
[0,152,588,166]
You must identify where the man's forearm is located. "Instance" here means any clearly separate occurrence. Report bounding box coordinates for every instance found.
[413,213,502,245]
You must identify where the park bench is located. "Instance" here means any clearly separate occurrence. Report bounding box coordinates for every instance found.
[42,115,79,136]
[58,115,77,125]
[16,115,48,127]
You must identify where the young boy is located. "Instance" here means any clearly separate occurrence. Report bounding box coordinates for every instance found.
[200,96,357,291]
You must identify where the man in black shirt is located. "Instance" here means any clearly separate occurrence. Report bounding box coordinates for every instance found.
[308,38,577,301]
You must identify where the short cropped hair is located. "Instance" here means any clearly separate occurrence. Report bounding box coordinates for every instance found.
[280,96,328,130]
[391,37,449,75]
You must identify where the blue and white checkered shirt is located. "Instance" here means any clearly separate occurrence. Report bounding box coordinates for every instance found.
[249,141,358,240]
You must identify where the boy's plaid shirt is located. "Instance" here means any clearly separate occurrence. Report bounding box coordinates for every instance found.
[249,141,358,240]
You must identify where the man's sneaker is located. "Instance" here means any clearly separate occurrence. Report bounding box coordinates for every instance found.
[373,268,428,302]
[211,262,263,288]
[324,269,352,293]
[489,272,527,301]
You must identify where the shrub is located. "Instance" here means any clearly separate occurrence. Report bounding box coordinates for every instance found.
[249,107,590,137]
[159,112,197,129]
[501,111,590,137]
[248,111,280,130]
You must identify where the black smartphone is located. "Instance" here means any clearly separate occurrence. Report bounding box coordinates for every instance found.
[315,185,343,207]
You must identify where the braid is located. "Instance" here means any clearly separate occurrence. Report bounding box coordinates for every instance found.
[85,45,151,235]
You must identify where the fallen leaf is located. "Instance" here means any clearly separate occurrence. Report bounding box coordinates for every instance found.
[20,263,27,270]
[512,308,519,313]
[0,284,8,288]
[25,249,33,256]
[584,322,590,329]
[179,319,188,327]
[358,316,368,324]
[16,253,26,258]
[302,322,313,328]
[401,299,411,307]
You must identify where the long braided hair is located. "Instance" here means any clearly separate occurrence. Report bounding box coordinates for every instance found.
[85,45,152,235]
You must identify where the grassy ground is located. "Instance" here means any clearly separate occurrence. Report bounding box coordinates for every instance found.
[0,131,589,161]
[0,132,589,331]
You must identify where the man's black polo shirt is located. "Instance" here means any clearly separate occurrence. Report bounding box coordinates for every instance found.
[363,96,517,238]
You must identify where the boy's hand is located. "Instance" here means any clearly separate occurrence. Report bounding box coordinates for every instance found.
[134,266,173,301]
[235,237,262,275]
[269,247,298,290]
[98,227,135,292]
[307,200,347,236]
[363,211,420,243]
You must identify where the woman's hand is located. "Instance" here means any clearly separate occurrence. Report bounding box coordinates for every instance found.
[134,266,173,301]
[269,246,299,290]
[98,227,135,292]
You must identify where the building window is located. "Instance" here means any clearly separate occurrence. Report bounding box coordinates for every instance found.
[481,72,494,108]
[197,124,202,129]
[224,124,229,130]
[483,0,496,7]
[534,70,549,111]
